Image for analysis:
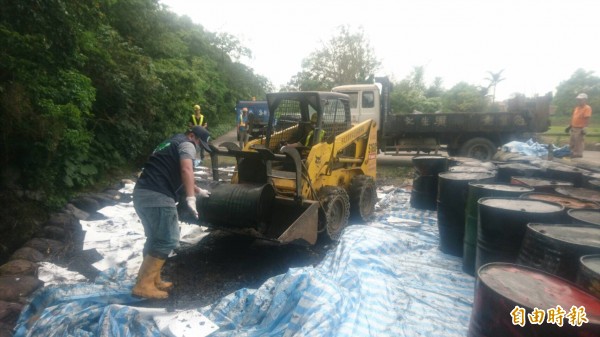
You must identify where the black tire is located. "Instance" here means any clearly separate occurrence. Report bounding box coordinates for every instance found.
[459,137,497,161]
[318,186,350,241]
[349,175,377,221]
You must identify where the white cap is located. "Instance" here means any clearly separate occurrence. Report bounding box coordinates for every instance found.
[576,93,588,99]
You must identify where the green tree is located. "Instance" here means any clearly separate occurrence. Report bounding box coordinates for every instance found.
[0,0,270,207]
[441,82,487,112]
[287,25,380,90]
[389,67,443,114]
[554,69,600,116]
[485,69,505,103]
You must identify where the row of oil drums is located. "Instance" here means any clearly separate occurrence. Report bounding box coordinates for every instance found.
[410,155,600,336]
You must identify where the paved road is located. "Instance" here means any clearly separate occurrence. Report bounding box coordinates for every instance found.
[211,128,600,171]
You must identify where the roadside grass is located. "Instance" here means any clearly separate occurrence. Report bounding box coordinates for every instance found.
[542,115,600,148]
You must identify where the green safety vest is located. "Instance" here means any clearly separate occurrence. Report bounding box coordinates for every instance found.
[305,129,325,146]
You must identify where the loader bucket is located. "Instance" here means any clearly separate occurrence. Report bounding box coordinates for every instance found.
[198,183,319,245]
[266,197,319,245]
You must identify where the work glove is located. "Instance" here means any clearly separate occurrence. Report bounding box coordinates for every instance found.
[582,128,587,135]
[197,188,211,198]
[186,196,198,219]
[565,125,571,133]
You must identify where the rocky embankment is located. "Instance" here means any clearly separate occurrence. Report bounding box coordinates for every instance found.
[0,180,133,336]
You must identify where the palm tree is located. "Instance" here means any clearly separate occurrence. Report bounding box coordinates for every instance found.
[485,70,505,103]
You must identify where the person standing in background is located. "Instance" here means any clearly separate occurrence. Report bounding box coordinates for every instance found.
[565,93,592,158]
[132,126,212,299]
[237,107,249,149]
[188,104,206,164]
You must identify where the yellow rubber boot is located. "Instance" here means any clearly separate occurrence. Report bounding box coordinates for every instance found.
[155,270,173,291]
[132,256,168,299]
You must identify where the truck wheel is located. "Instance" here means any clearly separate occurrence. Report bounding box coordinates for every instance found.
[318,186,350,241]
[349,175,377,221]
[459,137,497,161]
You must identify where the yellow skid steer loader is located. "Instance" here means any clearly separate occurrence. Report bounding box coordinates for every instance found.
[200,91,377,245]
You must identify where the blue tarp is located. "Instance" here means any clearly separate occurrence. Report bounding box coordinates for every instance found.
[501,139,572,158]
[15,188,475,336]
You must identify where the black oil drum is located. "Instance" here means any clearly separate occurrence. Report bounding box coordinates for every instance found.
[476,198,564,271]
[437,172,496,257]
[468,262,600,337]
[410,175,438,211]
[567,209,600,228]
[462,183,534,276]
[587,179,600,192]
[199,183,275,231]
[410,156,448,211]
[495,163,542,183]
[449,166,496,174]
[577,255,600,298]
[545,164,588,187]
[517,223,600,281]
[510,176,573,193]
[412,155,448,176]
[583,171,600,189]
[447,156,482,168]
[555,186,600,204]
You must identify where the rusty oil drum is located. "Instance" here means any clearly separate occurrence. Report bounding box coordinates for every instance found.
[555,186,600,204]
[468,262,600,337]
[475,198,564,271]
[577,254,600,298]
[510,176,573,193]
[437,171,496,257]
[462,183,533,276]
[410,156,448,211]
[520,192,600,222]
[517,223,600,282]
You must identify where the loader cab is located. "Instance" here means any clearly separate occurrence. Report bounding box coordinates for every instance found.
[265,91,352,152]
[332,84,381,130]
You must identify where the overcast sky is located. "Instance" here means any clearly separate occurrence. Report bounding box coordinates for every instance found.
[160,0,598,101]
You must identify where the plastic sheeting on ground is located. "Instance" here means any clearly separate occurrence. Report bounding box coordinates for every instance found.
[501,139,550,157]
[14,186,474,337]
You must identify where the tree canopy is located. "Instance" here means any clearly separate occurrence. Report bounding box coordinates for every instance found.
[286,26,380,91]
[0,0,270,207]
[553,69,600,116]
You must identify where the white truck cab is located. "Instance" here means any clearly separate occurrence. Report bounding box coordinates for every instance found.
[332,84,381,130]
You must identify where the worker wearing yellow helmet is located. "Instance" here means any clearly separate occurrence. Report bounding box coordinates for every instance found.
[188,104,207,164]
[188,105,205,128]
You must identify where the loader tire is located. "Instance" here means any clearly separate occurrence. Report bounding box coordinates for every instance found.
[318,186,350,241]
[349,175,377,222]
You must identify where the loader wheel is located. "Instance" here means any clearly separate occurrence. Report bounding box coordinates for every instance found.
[318,186,350,241]
[349,175,377,221]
